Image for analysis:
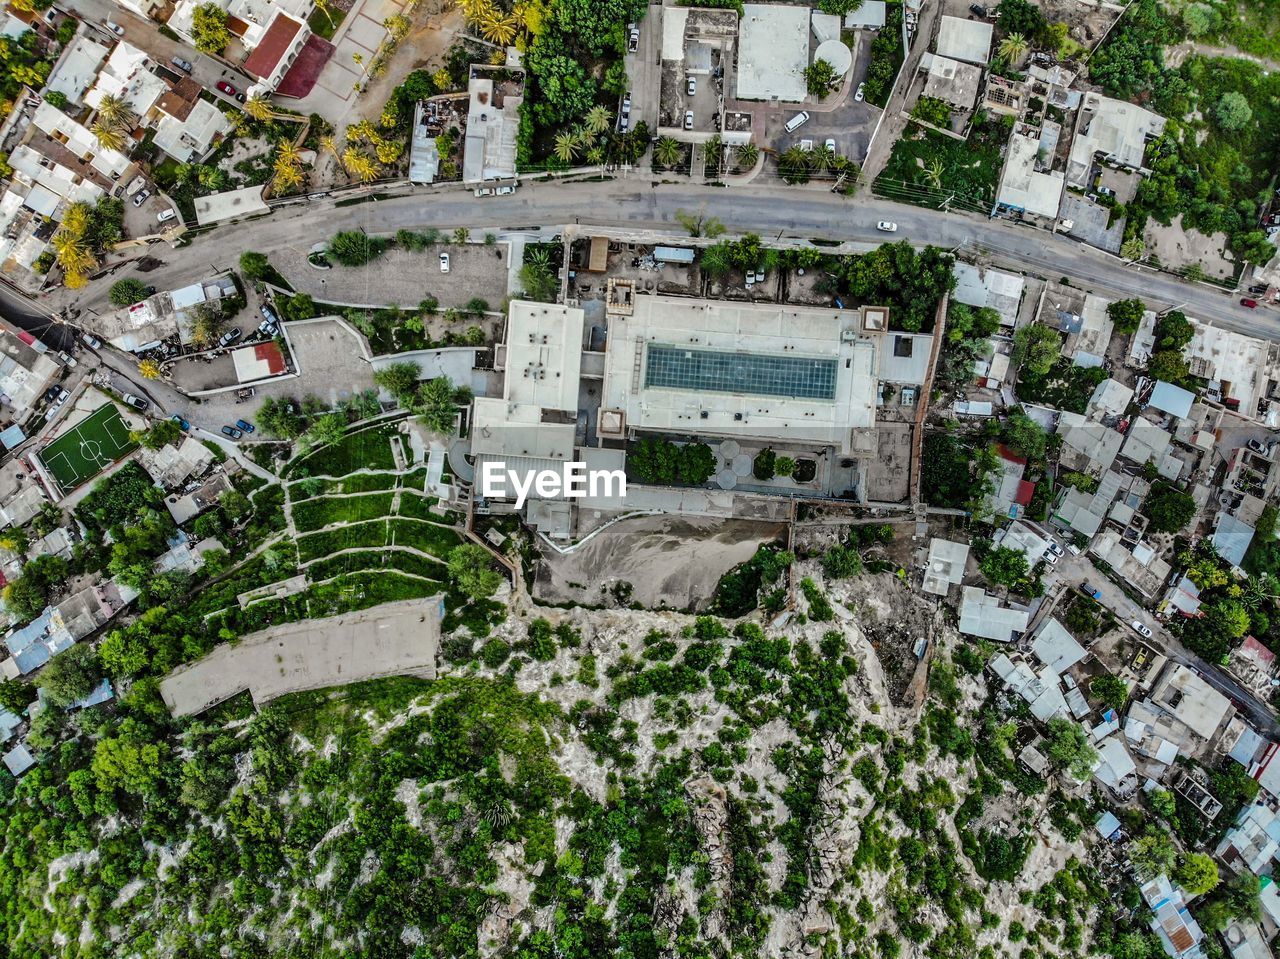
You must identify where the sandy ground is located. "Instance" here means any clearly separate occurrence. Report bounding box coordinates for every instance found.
[1144,214,1235,279]
[532,515,788,611]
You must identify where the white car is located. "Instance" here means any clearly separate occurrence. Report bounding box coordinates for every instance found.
[156,208,177,224]
[684,110,694,130]
[439,252,450,273]
[1046,542,1065,558]
[1130,620,1154,638]
[105,19,124,35]
[687,77,696,96]
[854,83,866,102]
[876,221,898,232]
[824,138,837,153]
[495,185,516,195]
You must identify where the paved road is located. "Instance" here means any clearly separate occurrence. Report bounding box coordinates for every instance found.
[1048,548,1280,736]
[42,179,1277,340]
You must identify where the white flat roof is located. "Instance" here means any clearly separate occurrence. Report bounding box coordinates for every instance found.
[194,185,268,225]
[936,15,992,65]
[1032,617,1088,674]
[998,132,1065,219]
[601,295,877,451]
[737,4,810,101]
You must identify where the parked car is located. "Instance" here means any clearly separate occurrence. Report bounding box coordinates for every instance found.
[622,93,631,111]
[684,110,694,130]
[824,138,837,153]
[124,175,147,197]
[628,28,639,52]
[687,77,696,96]
[217,327,242,348]
[156,208,177,224]
[876,221,898,232]
[170,56,193,74]
[131,189,150,207]
[56,350,76,368]
[784,111,810,133]
[81,332,101,349]
[439,252,450,273]
[56,387,69,402]
[221,425,243,440]
[215,81,238,97]
[170,414,189,430]
[854,83,865,102]
[1081,581,1102,600]
[1241,297,1259,309]
[121,393,148,411]
[1043,551,1059,566]
[260,304,280,326]
[1130,620,1154,638]
[104,19,124,36]
[1046,542,1065,558]
[257,317,278,338]
[235,419,255,434]
[495,184,516,195]
[969,4,988,16]
[474,187,496,197]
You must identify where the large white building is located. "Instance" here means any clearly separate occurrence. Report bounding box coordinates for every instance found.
[598,295,880,454]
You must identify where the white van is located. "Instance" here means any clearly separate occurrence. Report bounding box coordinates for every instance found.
[784,111,810,133]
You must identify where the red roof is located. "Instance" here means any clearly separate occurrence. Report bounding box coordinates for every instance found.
[1241,635,1276,666]
[996,443,1027,466]
[243,13,303,80]
[1014,480,1036,506]
[255,341,286,375]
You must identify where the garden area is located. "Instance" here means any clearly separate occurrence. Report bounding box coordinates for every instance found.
[875,112,1013,214]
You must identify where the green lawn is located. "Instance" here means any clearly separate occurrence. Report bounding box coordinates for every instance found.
[296,517,461,563]
[307,2,350,42]
[397,491,445,521]
[289,472,400,500]
[387,519,462,559]
[291,492,397,533]
[305,550,446,583]
[288,424,400,477]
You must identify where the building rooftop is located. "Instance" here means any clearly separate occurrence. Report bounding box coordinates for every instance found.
[599,296,878,453]
[736,4,810,101]
[935,15,993,65]
[844,0,886,28]
[45,34,110,106]
[84,40,165,117]
[1067,93,1167,188]
[153,96,232,163]
[922,538,968,595]
[1212,513,1256,569]
[951,262,1024,325]
[997,132,1065,219]
[462,69,523,184]
[1032,617,1088,674]
[1149,380,1195,420]
[1150,663,1233,742]
[2,742,34,776]
[242,11,303,81]
[921,53,982,111]
[959,587,1029,642]
[194,185,268,225]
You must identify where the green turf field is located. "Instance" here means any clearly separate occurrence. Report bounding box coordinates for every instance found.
[38,403,138,492]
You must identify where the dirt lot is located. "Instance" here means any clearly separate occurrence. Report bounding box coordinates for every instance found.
[533,515,787,611]
[1143,214,1235,280]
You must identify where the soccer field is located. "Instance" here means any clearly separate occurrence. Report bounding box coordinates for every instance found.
[38,403,138,493]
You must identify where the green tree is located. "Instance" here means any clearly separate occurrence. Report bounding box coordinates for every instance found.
[1153,310,1194,351]
[0,678,33,715]
[979,545,1030,589]
[822,545,862,579]
[190,2,231,55]
[1090,674,1129,710]
[1147,348,1189,385]
[1214,91,1252,131]
[1143,482,1196,533]
[653,136,683,169]
[1130,829,1176,880]
[1045,716,1099,780]
[239,251,270,281]
[108,278,149,307]
[1175,852,1219,895]
[1012,323,1061,376]
[374,362,421,404]
[414,376,465,433]
[448,544,502,600]
[1001,409,1048,460]
[38,644,102,707]
[1107,297,1146,334]
[140,419,182,451]
[803,58,839,97]
[329,230,388,267]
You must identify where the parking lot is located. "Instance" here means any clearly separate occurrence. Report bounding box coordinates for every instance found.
[121,182,178,238]
[275,242,511,310]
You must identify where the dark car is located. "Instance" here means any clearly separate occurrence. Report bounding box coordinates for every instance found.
[221,425,243,439]
[1241,298,1259,309]
[170,414,189,430]
[969,3,988,15]
[235,419,255,434]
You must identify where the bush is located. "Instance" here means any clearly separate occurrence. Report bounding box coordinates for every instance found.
[329,230,389,267]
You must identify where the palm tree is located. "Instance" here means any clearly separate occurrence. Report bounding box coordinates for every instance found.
[460,0,491,21]
[811,146,835,174]
[91,121,126,151]
[197,164,227,191]
[553,130,579,164]
[342,150,378,182]
[584,105,612,137]
[998,32,1029,65]
[525,246,551,270]
[478,9,517,45]
[924,159,945,188]
[375,138,402,165]
[244,93,273,122]
[94,94,134,132]
[586,145,605,168]
[653,136,683,169]
[734,143,760,172]
[272,162,304,192]
[319,134,340,157]
[276,140,302,168]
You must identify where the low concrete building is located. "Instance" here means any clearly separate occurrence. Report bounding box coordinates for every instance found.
[935,15,993,65]
[736,3,810,102]
[462,66,524,185]
[922,538,968,596]
[1140,873,1204,959]
[194,185,269,226]
[1031,617,1088,674]
[141,436,215,489]
[959,587,1029,642]
[997,131,1064,220]
[1148,663,1235,746]
[951,262,1025,327]
[1067,93,1167,189]
[920,53,982,112]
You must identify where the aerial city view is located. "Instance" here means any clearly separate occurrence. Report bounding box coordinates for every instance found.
[0,0,1279,955]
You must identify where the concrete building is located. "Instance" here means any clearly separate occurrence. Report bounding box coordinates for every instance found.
[1067,93,1167,189]
[1140,874,1205,959]
[660,7,747,145]
[141,436,215,489]
[959,587,1029,642]
[153,77,234,163]
[0,320,60,427]
[193,185,269,226]
[84,40,166,118]
[462,66,524,185]
[951,262,1024,327]
[736,4,810,102]
[92,274,237,351]
[989,652,1068,720]
[30,101,132,185]
[934,15,993,66]
[44,34,110,107]
[996,131,1064,220]
[1148,663,1235,747]
[1216,802,1280,875]
[598,296,881,454]
[1212,512,1257,571]
[919,53,982,112]
[408,101,440,184]
[1031,618,1088,674]
[168,0,315,95]
[922,538,968,596]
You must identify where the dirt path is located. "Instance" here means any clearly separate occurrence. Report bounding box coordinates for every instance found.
[1167,40,1280,72]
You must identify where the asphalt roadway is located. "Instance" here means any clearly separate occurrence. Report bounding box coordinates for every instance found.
[37,178,1272,339]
